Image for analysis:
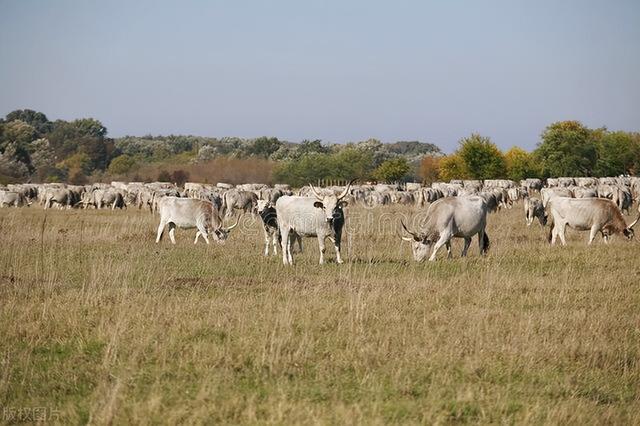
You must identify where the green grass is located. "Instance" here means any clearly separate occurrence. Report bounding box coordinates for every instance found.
[1,204,639,424]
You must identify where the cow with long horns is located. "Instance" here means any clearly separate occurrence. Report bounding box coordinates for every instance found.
[276,180,354,265]
[156,197,239,244]
[548,197,639,245]
[400,196,490,261]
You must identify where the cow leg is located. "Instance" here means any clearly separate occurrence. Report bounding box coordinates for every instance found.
[295,234,303,253]
[263,228,270,256]
[281,228,291,265]
[558,223,567,246]
[334,237,343,264]
[168,223,177,244]
[194,231,201,244]
[461,237,472,257]
[156,221,166,243]
[588,226,599,245]
[429,233,451,261]
[318,236,326,265]
[271,232,278,255]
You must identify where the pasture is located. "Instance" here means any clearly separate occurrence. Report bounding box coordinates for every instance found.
[1,204,639,424]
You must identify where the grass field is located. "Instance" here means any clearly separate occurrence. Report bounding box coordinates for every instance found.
[1,203,639,424]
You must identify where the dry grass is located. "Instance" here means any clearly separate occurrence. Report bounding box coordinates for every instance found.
[1,204,639,424]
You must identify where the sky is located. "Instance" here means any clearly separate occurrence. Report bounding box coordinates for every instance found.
[0,0,638,152]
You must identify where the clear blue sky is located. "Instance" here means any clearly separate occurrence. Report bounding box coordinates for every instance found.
[1,0,638,152]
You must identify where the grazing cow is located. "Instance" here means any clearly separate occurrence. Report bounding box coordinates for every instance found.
[222,190,258,218]
[256,199,302,256]
[43,188,76,209]
[0,191,28,207]
[400,196,490,261]
[276,181,353,265]
[82,189,125,209]
[156,197,239,244]
[548,197,639,245]
[523,197,547,226]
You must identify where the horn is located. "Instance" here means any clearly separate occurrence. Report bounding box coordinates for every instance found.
[396,227,414,241]
[628,212,640,229]
[225,216,240,231]
[400,219,418,239]
[337,179,357,200]
[308,183,324,200]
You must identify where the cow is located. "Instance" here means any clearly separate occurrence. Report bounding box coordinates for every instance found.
[256,199,302,256]
[541,187,573,208]
[399,196,490,261]
[221,190,258,218]
[43,188,76,209]
[524,196,547,227]
[82,189,125,209]
[276,181,353,265]
[0,191,28,207]
[548,197,639,245]
[156,197,239,244]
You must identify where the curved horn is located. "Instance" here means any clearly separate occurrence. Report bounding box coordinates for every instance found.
[400,219,418,239]
[225,215,240,231]
[338,179,356,200]
[628,211,640,229]
[308,183,324,200]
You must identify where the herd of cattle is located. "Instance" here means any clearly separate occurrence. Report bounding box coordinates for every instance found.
[1,176,639,264]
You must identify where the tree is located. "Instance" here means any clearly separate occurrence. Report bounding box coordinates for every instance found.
[438,154,468,181]
[457,134,507,179]
[373,158,411,183]
[504,147,539,181]
[534,121,597,177]
[108,154,136,175]
[419,155,441,184]
[246,137,282,159]
[5,109,52,135]
[594,131,639,176]
[171,169,189,186]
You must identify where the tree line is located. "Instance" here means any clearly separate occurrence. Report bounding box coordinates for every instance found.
[421,121,640,185]
[1,109,638,186]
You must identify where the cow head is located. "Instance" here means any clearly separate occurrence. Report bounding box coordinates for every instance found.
[256,199,271,214]
[309,180,353,224]
[212,216,240,242]
[400,220,433,262]
[624,213,639,240]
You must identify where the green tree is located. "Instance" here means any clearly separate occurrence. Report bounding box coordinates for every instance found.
[246,137,282,158]
[457,134,507,179]
[534,121,597,177]
[504,147,539,181]
[5,109,52,135]
[594,131,639,176]
[108,154,137,175]
[373,158,411,183]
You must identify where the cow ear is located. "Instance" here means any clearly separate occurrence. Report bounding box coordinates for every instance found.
[313,201,324,209]
[339,201,348,208]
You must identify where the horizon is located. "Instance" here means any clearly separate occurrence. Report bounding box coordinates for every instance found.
[1,0,639,153]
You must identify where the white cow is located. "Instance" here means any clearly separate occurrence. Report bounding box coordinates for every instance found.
[400,196,490,261]
[548,197,639,245]
[156,197,238,244]
[276,181,352,265]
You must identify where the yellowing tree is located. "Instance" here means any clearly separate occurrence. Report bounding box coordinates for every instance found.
[438,154,468,181]
[504,146,539,181]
